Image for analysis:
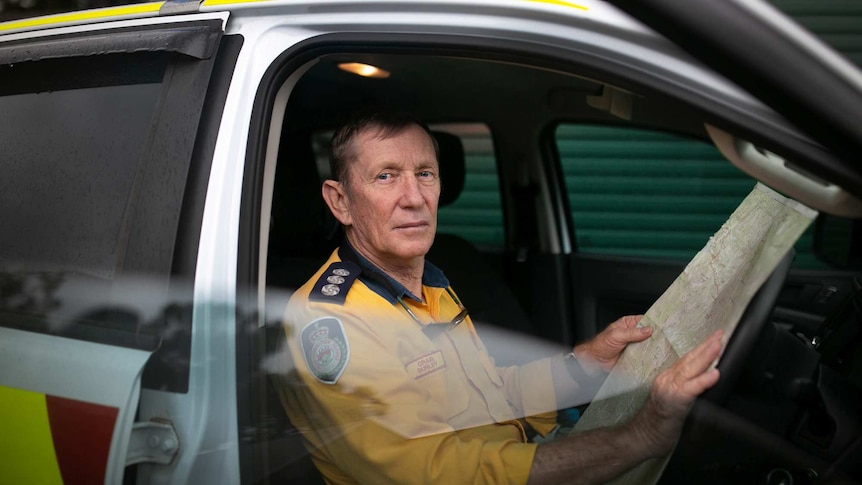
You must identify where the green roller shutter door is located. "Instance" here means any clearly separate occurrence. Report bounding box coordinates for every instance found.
[556,124,823,268]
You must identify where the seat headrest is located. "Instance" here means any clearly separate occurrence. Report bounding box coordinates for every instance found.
[434,131,466,207]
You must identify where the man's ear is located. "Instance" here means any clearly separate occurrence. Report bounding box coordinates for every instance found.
[322,180,352,226]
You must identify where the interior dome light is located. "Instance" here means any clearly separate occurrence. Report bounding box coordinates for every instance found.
[337,62,391,79]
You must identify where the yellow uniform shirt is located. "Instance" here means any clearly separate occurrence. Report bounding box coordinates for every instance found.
[280,248,568,485]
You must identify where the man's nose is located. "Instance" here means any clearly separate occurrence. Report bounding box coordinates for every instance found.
[398,175,425,207]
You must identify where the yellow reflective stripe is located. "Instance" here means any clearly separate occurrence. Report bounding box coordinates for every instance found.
[0,385,63,485]
[0,2,163,33]
[528,0,589,11]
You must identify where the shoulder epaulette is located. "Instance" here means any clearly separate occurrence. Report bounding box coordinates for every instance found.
[309,261,361,305]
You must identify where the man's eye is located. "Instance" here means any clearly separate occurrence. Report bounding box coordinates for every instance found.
[418,171,433,178]
[377,173,391,180]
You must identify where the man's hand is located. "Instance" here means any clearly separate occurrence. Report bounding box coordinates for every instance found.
[574,315,652,372]
[528,330,723,485]
[629,329,724,455]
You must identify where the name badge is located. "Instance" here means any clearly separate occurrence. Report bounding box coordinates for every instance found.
[405,350,446,380]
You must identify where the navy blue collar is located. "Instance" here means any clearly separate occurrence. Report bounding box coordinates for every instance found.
[338,241,449,304]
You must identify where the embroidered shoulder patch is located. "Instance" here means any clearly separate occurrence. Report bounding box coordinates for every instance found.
[301,317,350,385]
[309,261,361,305]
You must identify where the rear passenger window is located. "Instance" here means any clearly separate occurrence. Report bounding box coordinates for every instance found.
[0,52,211,392]
[555,124,824,268]
[0,59,164,279]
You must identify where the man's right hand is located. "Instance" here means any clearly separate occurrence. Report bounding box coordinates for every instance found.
[528,330,724,485]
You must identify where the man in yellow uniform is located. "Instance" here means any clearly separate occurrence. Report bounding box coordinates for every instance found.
[280,110,723,484]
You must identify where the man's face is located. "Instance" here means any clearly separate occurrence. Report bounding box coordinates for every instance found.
[339,124,440,268]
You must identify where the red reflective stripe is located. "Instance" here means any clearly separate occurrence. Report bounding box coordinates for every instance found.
[46,395,118,485]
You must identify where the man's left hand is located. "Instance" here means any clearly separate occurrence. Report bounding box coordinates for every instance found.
[573,315,652,372]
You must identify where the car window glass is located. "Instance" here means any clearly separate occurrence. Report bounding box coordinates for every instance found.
[555,123,825,268]
[0,54,200,390]
[1,84,161,279]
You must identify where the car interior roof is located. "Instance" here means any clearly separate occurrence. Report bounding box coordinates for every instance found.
[286,52,713,141]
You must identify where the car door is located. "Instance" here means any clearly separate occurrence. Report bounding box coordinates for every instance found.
[0,13,231,484]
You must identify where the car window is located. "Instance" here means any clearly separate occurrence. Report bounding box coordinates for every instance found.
[555,123,825,268]
[0,68,162,280]
[0,55,168,337]
[0,52,210,392]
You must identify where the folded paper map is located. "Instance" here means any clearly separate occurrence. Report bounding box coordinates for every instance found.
[571,183,818,484]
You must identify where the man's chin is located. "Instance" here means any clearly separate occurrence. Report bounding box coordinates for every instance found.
[391,239,434,261]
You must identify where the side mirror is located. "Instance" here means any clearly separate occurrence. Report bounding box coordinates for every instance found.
[813,215,862,270]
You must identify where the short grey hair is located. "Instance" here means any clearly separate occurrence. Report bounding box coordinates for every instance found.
[329,108,439,187]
